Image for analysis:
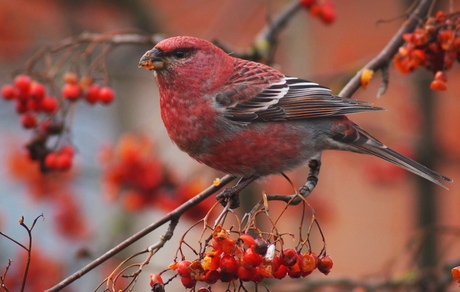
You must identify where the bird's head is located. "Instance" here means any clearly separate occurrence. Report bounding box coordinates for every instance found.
[139,36,229,80]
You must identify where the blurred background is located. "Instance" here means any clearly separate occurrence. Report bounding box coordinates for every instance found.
[0,0,459,291]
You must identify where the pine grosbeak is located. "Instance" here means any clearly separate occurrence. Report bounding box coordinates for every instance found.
[139,36,451,192]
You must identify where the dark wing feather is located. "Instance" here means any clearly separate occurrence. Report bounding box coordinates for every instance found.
[223,76,385,122]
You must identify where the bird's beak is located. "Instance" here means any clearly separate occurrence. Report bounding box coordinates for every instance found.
[138,48,169,70]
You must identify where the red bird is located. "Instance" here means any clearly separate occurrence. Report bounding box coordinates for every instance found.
[139,36,451,194]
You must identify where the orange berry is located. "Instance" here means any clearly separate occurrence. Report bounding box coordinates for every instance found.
[452,266,460,283]
[63,72,78,84]
[430,79,447,91]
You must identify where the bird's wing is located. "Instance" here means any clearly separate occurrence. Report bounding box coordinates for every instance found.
[219,73,385,123]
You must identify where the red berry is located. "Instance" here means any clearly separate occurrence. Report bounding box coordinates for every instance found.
[236,266,257,282]
[45,152,58,169]
[60,145,75,157]
[14,75,32,93]
[29,82,46,101]
[177,260,192,278]
[15,101,28,114]
[98,86,115,104]
[197,288,210,292]
[20,113,38,129]
[1,84,18,100]
[321,2,336,24]
[27,99,41,112]
[219,254,238,274]
[62,83,81,100]
[272,263,288,279]
[243,246,263,268]
[55,153,73,171]
[40,96,59,113]
[203,269,220,284]
[299,0,316,8]
[149,273,164,286]
[239,234,256,247]
[180,276,196,288]
[317,255,333,275]
[280,248,298,267]
[84,84,100,104]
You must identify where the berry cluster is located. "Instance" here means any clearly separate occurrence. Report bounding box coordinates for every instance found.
[299,0,336,24]
[100,134,213,219]
[150,225,333,290]
[394,11,460,90]
[1,73,115,172]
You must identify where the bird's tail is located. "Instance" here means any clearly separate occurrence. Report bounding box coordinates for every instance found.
[331,117,452,188]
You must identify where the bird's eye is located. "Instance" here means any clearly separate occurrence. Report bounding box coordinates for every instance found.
[174,50,187,59]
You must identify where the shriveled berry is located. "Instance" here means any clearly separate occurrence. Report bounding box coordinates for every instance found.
[280,248,298,267]
[254,239,268,256]
[317,254,333,275]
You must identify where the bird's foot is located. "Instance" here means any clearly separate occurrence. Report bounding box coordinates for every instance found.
[216,176,258,209]
[267,159,321,205]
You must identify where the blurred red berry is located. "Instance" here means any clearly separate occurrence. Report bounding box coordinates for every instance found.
[29,82,46,101]
[55,153,73,171]
[84,84,100,104]
[14,74,32,93]
[40,96,59,113]
[20,113,38,129]
[45,152,58,169]
[98,86,115,104]
[1,84,18,100]
[62,83,81,100]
